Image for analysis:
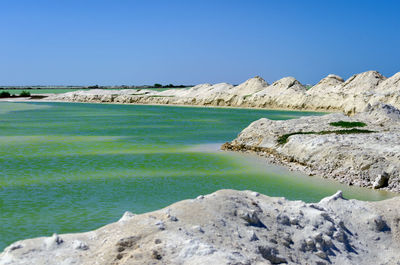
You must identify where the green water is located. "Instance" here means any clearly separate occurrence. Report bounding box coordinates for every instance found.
[0,102,394,250]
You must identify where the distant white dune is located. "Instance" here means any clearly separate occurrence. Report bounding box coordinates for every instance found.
[45,70,400,114]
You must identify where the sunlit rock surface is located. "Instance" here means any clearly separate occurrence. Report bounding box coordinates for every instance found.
[46,70,400,114]
[1,189,399,265]
[224,103,400,193]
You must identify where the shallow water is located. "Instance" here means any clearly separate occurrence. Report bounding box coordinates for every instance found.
[0,102,394,250]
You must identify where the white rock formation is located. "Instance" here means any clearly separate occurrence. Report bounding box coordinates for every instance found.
[308,74,344,93]
[1,189,399,265]
[340,70,386,94]
[224,103,400,192]
[230,76,268,97]
[44,70,400,114]
[305,74,345,111]
[376,72,400,92]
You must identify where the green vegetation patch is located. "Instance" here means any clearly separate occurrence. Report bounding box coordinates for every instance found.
[19,91,31,97]
[278,128,375,145]
[0,91,31,98]
[0,91,11,98]
[329,120,367,128]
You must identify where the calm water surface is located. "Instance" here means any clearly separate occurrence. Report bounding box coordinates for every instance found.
[0,102,394,250]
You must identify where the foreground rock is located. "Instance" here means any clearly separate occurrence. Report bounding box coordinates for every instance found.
[45,70,400,114]
[1,189,399,265]
[223,103,400,193]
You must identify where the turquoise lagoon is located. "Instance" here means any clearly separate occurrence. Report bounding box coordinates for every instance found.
[0,102,394,250]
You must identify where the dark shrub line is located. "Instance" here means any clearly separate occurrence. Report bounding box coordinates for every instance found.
[0,91,31,98]
[19,91,31,97]
[0,91,11,98]
[278,128,375,145]
[329,121,367,128]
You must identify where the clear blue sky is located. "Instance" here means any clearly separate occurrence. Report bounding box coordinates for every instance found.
[0,0,399,86]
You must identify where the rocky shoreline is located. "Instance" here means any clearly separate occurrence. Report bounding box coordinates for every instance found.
[1,189,399,265]
[223,103,400,193]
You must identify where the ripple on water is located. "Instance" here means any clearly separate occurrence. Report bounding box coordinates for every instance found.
[0,102,395,251]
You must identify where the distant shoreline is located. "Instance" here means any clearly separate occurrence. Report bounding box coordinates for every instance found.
[1,97,334,114]
[0,85,192,90]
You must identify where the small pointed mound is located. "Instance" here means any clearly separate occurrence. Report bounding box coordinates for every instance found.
[341,70,386,93]
[307,74,344,94]
[232,76,269,96]
[250,77,306,98]
[182,82,234,99]
[206,82,234,93]
[314,74,344,88]
[269,77,306,91]
[326,74,345,82]
[376,72,400,92]
[174,83,213,97]
[189,83,213,92]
